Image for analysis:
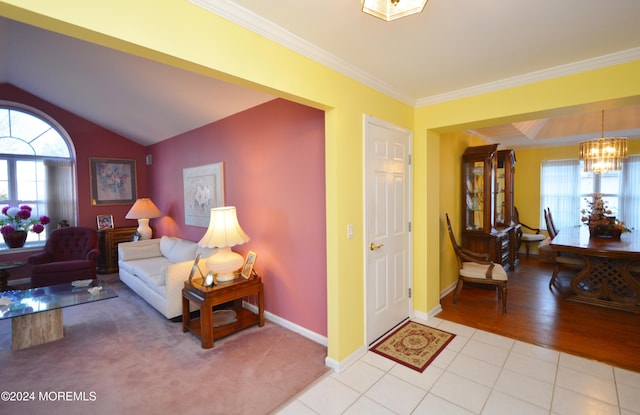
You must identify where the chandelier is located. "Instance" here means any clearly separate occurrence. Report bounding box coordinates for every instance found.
[579,110,628,174]
[361,0,429,21]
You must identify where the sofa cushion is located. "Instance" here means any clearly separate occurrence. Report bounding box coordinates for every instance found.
[159,236,178,258]
[120,257,169,285]
[118,242,162,262]
[167,239,197,263]
[137,271,166,298]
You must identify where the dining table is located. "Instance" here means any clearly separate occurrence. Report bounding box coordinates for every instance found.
[550,225,640,313]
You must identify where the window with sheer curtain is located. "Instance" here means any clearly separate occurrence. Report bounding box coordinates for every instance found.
[541,155,640,232]
[0,104,77,248]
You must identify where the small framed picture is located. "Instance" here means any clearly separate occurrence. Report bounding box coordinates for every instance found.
[241,251,257,279]
[97,214,114,230]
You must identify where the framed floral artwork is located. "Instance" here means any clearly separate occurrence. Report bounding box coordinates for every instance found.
[90,158,137,205]
[183,162,225,227]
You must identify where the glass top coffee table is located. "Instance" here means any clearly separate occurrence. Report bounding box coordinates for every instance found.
[0,280,117,350]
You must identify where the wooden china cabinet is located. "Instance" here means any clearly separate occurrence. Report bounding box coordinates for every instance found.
[461,145,517,270]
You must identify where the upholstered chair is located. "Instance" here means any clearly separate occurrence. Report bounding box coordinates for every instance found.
[28,227,100,288]
[445,214,508,314]
[514,207,546,258]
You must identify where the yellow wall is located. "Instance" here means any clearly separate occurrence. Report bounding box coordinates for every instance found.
[2,0,640,366]
[438,131,488,291]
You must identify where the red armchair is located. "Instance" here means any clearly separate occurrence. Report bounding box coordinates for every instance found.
[28,227,100,288]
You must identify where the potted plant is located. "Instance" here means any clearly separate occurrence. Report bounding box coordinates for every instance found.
[580,194,630,239]
[0,205,51,248]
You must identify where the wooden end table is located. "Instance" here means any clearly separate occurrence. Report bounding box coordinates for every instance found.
[0,261,27,291]
[182,275,264,349]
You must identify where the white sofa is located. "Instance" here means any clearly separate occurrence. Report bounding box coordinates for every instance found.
[118,236,213,319]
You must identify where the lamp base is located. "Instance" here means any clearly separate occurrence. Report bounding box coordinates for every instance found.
[206,247,243,282]
[136,218,153,240]
[216,272,236,283]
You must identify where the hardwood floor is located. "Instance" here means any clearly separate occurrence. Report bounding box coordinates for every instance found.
[436,256,640,373]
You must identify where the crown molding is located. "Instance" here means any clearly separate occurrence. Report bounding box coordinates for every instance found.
[188,0,414,104]
[416,47,640,107]
[190,1,640,109]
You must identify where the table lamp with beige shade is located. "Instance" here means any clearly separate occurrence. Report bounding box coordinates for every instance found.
[198,206,250,282]
[125,198,162,240]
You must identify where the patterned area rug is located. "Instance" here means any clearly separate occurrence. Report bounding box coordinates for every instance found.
[371,321,456,373]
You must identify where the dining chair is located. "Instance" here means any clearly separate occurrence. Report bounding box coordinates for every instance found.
[540,208,584,287]
[445,213,508,314]
[514,207,546,258]
[545,207,559,238]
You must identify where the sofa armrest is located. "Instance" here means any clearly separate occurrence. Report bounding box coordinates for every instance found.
[118,239,162,262]
[164,257,208,311]
[28,251,53,265]
[86,248,100,261]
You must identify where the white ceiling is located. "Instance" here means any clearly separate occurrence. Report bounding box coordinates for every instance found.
[1,0,640,147]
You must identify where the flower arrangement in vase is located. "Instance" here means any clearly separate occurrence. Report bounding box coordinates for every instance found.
[580,194,630,239]
[0,205,51,248]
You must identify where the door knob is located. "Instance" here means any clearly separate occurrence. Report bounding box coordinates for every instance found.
[370,242,384,251]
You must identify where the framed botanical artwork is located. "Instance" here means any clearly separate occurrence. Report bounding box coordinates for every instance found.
[241,251,257,279]
[183,162,225,227]
[97,214,114,230]
[90,158,137,205]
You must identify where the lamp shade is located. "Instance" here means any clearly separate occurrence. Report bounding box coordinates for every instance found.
[198,206,250,282]
[198,206,250,249]
[125,198,162,240]
[125,198,162,219]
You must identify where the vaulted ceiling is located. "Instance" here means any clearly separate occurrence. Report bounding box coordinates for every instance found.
[1,0,639,147]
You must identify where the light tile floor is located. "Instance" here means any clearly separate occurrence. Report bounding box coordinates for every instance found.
[275,317,640,415]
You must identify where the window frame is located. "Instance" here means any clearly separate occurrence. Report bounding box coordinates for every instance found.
[0,102,77,250]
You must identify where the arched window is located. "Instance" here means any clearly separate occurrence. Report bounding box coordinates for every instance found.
[0,103,77,248]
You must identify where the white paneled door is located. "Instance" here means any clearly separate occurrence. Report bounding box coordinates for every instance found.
[364,115,412,345]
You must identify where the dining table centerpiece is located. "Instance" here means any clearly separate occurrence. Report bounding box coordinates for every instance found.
[0,205,51,248]
[581,194,630,240]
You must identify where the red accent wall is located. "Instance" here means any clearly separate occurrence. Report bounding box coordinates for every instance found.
[148,99,327,336]
[0,84,147,277]
[0,86,327,336]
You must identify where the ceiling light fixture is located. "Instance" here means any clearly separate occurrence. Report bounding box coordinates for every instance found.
[361,0,428,21]
[579,110,628,174]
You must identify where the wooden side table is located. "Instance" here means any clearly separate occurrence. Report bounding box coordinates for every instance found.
[0,261,26,291]
[182,275,264,349]
[96,227,137,274]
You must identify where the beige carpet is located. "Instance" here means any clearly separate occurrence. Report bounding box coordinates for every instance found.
[0,276,329,415]
[371,321,455,373]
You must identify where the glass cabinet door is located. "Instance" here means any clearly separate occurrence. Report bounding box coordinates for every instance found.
[462,144,497,232]
[463,161,485,230]
[495,150,515,227]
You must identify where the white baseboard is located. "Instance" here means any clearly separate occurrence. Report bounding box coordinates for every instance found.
[325,344,368,373]
[243,301,328,347]
[440,281,457,299]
